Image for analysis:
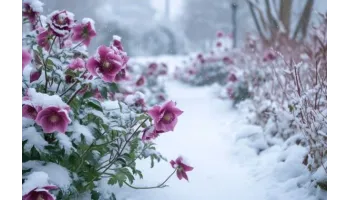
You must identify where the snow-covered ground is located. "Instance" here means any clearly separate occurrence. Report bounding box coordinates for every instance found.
[115,79,324,200]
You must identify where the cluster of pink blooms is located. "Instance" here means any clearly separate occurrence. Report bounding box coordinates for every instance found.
[22,0,194,191]
[144,101,194,181]
[146,62,168,76]
[263,49,277,62]
[23,90,72,134]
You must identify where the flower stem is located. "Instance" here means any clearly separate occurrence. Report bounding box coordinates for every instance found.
[67,86,83,105]
[123,169,177,190]
[96,118,148,171]
[43,36,56,93]
[84,118,149,190]
[60,70,87,97]
[71,41,84,50]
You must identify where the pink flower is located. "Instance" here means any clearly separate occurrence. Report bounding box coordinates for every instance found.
[23,185,58,200]
[23,49,31,71]
[147,62,158,75]
[114,69,127,82]
[216,41,222,47]
[158,63,168,75]
[87,45,124,82]
[135,98,146,109]
[228,73,237,82]
[142,126,164,141]
[47,10,74,37]
[111,35,124,51]
[93,89,103,101]
[170,156,194,181]
[223,57,233,65]
[227,88,234,98]
[68,58,85,70]
[22,0,43,25]
[188,68,196,75]
[147,101,183,132]
[37,29,53,51]
[263,50,277,62]
[136,76,146,87]
[22,105,39,120]
[72,18,97,46]
[30,69,41,83]
[157,94,166,101]
[110,47,128,69]
[78,85,89,95]
[216,31,224,38]
[35,106,71,133]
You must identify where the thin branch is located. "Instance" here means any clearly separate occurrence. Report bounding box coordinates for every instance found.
[123,169,177,190]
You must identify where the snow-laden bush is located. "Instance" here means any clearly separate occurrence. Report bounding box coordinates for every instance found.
[124,61,169,107]
[174,32,235,86]
[235,15,327,192]
[175,14,327,193]
[22,1,193,199]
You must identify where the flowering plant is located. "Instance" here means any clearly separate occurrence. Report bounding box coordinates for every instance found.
[22,1,192,199]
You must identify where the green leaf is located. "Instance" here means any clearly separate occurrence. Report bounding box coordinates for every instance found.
[107,172,126,187]
[150,155,155,168]
[120,168,135,184]
[100,87,108,99]
[46,58,55,69]
[288,104,294,112]
[109,193,117,200]
[30,146,41,160]
[65,70,77,78]
[82,91,93,100]
[91,190,100,200]
[87,99,103,112]
[109,83,119,93]
[133,169,143,179]
[317,181,327,191]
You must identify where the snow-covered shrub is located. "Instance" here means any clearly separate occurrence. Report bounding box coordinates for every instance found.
[22,1,192,199]
[175,32,235,86]
[122,60,169,106]
[235,14,327,191]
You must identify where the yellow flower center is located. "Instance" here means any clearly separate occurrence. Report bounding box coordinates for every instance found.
[50,115,59,123]
[162,113,173,122]
[103,61,110,69]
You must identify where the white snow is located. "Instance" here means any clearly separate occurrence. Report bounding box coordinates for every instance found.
[82,18,96,30]
[22,171,50,195]
[24,88,69,109]
[109,79,324,200]
[23,0,44,13]
[23,161,72,191]
[56,133,73,153]
[69,121,95,145]
[22,127,48,152]
[113,35,122,41]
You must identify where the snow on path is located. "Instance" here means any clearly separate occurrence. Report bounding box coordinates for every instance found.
[117,81,270,200]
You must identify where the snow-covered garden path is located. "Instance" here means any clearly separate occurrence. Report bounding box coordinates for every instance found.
[117,80,272,200]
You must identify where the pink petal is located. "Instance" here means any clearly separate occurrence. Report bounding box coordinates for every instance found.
[181,171,189,181]
[22,49,31,70]
[170,160,176,168]
[176,170,183,180]
[86,58,99,76]
[147,106,162,121]
[98,45,113,59]
[181,163,194,172]
[43,185,58,190]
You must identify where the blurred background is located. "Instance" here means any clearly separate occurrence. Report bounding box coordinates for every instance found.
[40,0,327,56]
